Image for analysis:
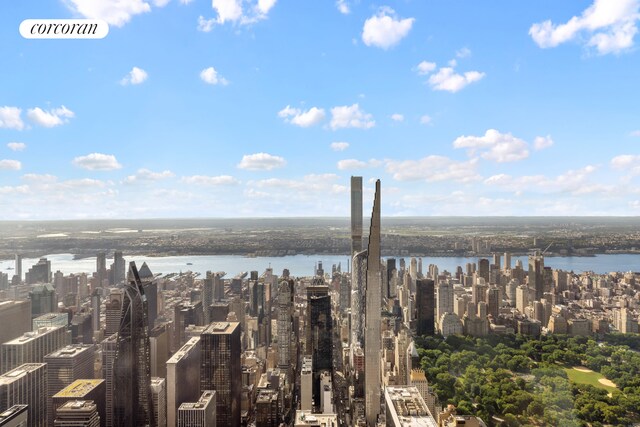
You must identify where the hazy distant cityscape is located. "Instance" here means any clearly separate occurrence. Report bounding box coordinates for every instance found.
[0,177,639,427]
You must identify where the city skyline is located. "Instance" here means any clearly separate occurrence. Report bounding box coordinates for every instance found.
[1,1,640,219]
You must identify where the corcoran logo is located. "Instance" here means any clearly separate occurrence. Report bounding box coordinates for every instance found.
[20,19,109,39]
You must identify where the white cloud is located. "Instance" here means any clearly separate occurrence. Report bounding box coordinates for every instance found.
[197,16,216,32]
[428,67,485,93]
[120,67,148,85]
[533,135,554,150]
[72,153,122,171]
[484,165,599,194]
[180,175,240,185]
[330,142,349,151]
[7,142,26,151]
[611,154,640,169]
[199,0,277,28]
[257,0,276,14]
[212,0,243,24]
[330,104,375,130]
[336,0,349,14]
[26,106,75,127]
[415,61,436,75]
[362,7,415,49]
[529,0,640,55]
[237,153,286,171]
[453,129,530,163]
[153,0,170,7]
[390,113,404,122]
[0,160,21,171]
[200,67,229,85]
[386,156,481,183]
[22,174,58,184]
[420,115,432,125]
[630,130,640,137]
[64,0,151,27]
[456,47,472,58]
[0,107,24,130]
[278,106,326,127]
[611,154,640,179]
[124,168,174,184]
[249,174,347,197]
[337,158,381,170]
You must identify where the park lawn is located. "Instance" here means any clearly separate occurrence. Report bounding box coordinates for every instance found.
[563,366,618,393]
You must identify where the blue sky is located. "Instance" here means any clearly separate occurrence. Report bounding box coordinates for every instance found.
[1,0,640,219]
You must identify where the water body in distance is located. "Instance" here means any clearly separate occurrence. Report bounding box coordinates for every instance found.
[1,253,638,277]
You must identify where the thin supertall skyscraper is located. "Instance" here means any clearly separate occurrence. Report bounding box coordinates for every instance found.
[351,176,363,255]
[113,262,155,427]
[365,179,381,426]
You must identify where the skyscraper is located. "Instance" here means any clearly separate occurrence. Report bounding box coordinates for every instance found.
[112,262,154,427]
[54,400,100,427]
[351,176,363,255]
[306,285,332,406]
[529,251,544,302]
[96,252,107,287]
[167,336,201,427]
[13,255,22,283]
[436,281,454,332]
[1,325,70,373]
[277,280,293,374]
[177,391,216,427]
[100,334,118,427]
[45,345,95,427]
[416,279,435,336]
[52,379,106,427]
[200,322,241,427]
[478,258,490,284]
[150,377,166,427]
[350,250,367,348]
[0,363,47,427]
[365,179,381,426]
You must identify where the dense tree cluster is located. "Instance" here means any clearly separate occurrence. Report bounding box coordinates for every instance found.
[415,333,640,426]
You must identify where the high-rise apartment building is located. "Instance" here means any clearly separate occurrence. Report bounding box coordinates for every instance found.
[0,363,47,427]
[25,258,51,285]
[200,322,240,427]
[350,176,363,255]
[436,282,454,331]
[44,345,95,426]
[365,179,382,426]
[112,263,154,427]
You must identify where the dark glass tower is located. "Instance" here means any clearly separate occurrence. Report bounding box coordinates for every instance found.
[200,321,241,427]
[113,262,154,427]
[416,279,435,336]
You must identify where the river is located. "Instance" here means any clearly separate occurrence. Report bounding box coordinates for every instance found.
[1,253,638,278]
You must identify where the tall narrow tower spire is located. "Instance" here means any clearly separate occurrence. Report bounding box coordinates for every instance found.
[365,179,381,426]
[351,176,363,255]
